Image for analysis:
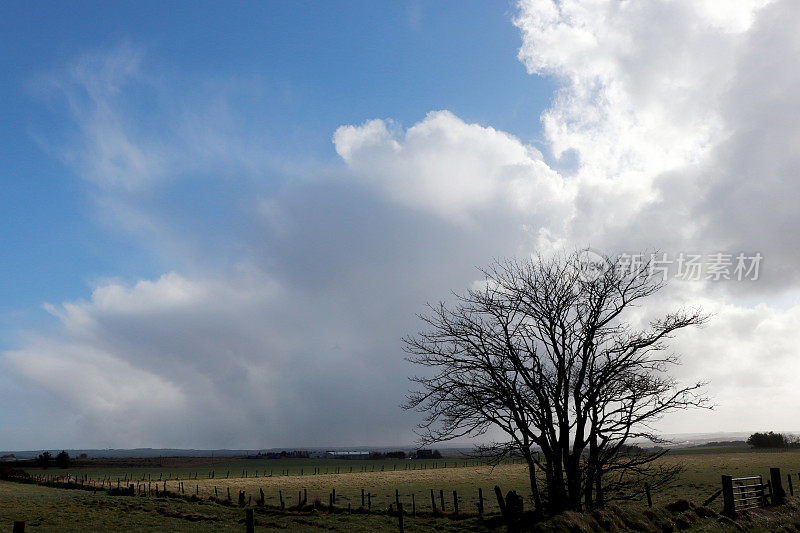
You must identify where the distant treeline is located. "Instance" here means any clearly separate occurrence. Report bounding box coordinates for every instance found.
[747,432,800,448]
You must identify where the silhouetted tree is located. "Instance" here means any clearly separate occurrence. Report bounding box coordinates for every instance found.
[747,432,790,448]
[37,451,52,469]
[55,450,71,468]
[405,250,708,515]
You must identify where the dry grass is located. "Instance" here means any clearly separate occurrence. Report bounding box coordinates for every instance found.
[131,449,800,513]
[15,447,800,530]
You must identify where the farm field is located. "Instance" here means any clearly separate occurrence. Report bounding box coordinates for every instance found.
[26,456,484,487]
[0,480,483,532]
[26,449,800,512]
[7,447,800,531]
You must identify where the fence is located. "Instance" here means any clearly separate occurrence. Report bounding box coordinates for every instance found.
[9,460,800,530]
[721,467,787,516]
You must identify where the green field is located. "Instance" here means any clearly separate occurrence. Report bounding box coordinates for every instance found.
[26,456,491,486]
[0,480,486,532]
[6,448,800,531]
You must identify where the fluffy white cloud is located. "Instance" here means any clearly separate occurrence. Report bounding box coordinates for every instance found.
[515,0,765,176]
[333,110,571,224]
[513,0,783,249]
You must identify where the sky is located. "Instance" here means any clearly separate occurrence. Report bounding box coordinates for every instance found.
[1,0,799,450]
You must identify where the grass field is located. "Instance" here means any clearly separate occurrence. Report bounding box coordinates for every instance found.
[27,456,486,486]
[7,447,800,531]
[0,480,486,532]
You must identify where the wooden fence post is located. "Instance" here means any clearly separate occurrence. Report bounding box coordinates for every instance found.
[13,521,25,533]
[397,502,404,533]
[494,485,507,519]
[440,489,445,512]
[788,473,794,496]
[453,490,458,516]
[361,488,365,508]
[478,487,484,516]
[771,468,786,505]
[412,493,416,517]
[430,489,437,515]
[245,509,254,533]
[721,475,735,517]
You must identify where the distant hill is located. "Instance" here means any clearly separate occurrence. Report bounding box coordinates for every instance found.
[0,446,475,460]
[694,440,749,447]
[6,433,799,459]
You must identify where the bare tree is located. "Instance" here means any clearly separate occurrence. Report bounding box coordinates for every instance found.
[404,250,709,515]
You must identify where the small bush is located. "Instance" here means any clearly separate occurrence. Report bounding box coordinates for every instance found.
[0,465,30,480]
[666,499,691,513]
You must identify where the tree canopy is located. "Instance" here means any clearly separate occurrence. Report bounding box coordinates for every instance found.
[405,250,708,515]
[747,432,797,448]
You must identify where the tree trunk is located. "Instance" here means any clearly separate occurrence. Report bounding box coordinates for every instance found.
[546,453,568,514]
[565,457,583,511]
[525,453,543,514]
[594,468,604,509]
[584,438,597,510]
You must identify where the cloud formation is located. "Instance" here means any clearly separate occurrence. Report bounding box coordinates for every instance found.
[4,0,800,448]
[333,111,570,223]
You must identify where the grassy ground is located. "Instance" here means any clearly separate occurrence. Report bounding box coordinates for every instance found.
[28,457,529,515]
[7,479,800,532]
[9,447,800,530]
[28,456,487,483]
[0,480,488,532]
[26,449,800,514]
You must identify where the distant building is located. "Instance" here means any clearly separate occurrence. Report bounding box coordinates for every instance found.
[256,450,310,459]
[324,451,370,459]
[413,449,433,459]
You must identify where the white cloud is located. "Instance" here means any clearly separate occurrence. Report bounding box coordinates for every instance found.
[514,0,776,244]
[333,111,571,224]
[52,42,169,190]
[658,294,800,433]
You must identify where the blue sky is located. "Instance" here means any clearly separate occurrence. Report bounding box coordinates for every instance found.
[2,0,799,449]
[0,1,554,348]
